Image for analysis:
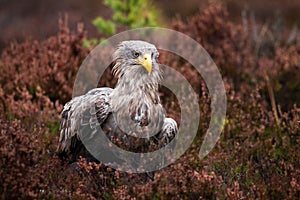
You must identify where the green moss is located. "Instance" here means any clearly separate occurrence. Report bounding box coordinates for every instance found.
[29,86,36,96]
[46,121,60,136]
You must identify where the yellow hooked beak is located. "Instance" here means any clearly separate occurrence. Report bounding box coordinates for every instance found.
[136,54,152,75]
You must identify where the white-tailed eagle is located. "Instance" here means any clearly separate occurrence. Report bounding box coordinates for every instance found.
[57,40,178,164]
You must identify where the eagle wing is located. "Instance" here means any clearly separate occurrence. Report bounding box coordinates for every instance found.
[57,87,113,153]
[57,87,178,164]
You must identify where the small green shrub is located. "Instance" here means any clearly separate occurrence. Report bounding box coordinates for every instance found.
[84,0,161,47]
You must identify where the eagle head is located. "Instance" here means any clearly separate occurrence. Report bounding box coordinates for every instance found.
[112,40,162,84]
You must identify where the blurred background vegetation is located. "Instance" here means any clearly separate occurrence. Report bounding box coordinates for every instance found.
[1,0,300,51]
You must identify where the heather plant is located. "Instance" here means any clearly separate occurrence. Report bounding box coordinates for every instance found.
[0,17,88,125]
[0,4,299,199]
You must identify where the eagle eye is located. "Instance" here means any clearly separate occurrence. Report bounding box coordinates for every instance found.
[132,51,140,58]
